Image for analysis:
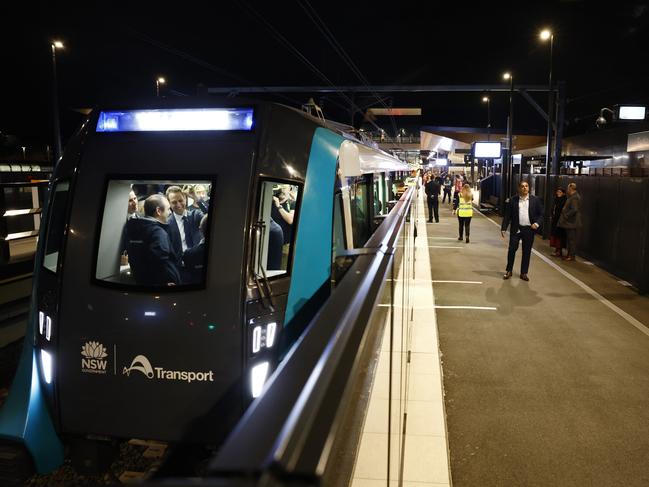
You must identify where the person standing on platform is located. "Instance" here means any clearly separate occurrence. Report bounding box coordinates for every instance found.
[558,182,582,261]
[550,187,567,257]
[442,175,452,204]
[501,180,544,281]
[457,184,474,243]
[453,174,463,201]
[425,175,441,223]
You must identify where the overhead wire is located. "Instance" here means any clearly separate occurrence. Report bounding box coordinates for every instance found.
[235,0,383,132]
[296,0,399,137]
[123,26,305,106]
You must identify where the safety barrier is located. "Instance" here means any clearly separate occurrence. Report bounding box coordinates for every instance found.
[196,187,418,486]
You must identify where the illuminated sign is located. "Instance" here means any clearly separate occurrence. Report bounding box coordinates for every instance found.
[96,108,254,132]
[473,142,502,158]
[616,105,646,121]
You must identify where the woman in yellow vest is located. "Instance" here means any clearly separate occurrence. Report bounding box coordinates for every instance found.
[457,183,474,243]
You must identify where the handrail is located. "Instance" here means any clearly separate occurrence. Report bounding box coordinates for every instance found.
[206,187,415,482]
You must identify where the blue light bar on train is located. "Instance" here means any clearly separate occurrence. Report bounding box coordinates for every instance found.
[96,108,254,132]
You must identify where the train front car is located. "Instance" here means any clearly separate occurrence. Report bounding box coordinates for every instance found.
[0,100,332,479]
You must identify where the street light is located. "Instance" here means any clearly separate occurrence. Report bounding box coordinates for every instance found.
[482,95,491,140]
[51,40,64,162]
[540,28,555,238]
[156,77,166,97]
[503,71,514,198]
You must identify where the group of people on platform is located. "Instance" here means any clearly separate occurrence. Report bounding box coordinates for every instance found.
[424,170,474,242]
[501,181,581,280]
[122,184,210,286]
[420,169,583,282]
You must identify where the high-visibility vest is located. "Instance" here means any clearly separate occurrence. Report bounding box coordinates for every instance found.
[458,200,473,217]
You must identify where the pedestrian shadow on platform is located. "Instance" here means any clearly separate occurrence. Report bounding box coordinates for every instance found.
[485,280,542,315]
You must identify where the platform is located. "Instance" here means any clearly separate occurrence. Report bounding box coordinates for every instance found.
[353,189,649,486]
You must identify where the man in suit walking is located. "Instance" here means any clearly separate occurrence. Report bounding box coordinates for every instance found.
[501,180,544,281]
[425,174,441,223]
[165,186,204,280]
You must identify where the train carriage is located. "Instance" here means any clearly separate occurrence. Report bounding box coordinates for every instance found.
[0,98,408,480]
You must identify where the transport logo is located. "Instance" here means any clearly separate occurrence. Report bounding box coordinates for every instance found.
[81,341,109,374]
[122,354,214,384]
[123,355,155,379]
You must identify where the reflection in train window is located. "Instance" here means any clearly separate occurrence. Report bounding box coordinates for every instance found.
[95,179,213,288]
[349,177,370,247]
[254,181,300,278]
[43,181,70,273]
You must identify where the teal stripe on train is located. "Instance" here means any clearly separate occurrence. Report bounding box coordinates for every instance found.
[284,127,343,326]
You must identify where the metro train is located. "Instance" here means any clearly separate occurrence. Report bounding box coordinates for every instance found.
[0,98,409,479]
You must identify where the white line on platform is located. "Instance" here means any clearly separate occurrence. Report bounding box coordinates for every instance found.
[434,306,497,310]
[618,280,633,287]
[582,260,595,266]
[475,210,649,337]
[432,280,483,284]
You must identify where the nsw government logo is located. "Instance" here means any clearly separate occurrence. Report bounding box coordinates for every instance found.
[81,341,108,374]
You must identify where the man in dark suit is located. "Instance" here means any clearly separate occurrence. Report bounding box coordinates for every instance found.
[126,195,180,286]
[165,186,204,281]
[501,180,544,281]
[165,186,204,254]
[425,175,441,223]
[182,214,208,284]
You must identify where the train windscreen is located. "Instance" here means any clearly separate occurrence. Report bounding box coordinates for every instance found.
[94,179,213,288]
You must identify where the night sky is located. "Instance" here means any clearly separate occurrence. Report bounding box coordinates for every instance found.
[3,1,649,155]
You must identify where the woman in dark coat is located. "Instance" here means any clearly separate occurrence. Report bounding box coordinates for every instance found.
[550,187,567,257]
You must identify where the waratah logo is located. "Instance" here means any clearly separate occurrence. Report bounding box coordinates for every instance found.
[81,341,109,374]
[81,341,108,359]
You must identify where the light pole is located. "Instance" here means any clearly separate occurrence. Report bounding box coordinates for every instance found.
[503,71,514,199]
[51,40,64,162]
[482,95,491,141]
[540,28,555,238]
[156,77,166,97]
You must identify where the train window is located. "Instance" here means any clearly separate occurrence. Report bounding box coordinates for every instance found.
[43,181,70,273]
[349,178,371,247]
[332,192,346,259]
[94,179,213,288]
[254,181,300,278]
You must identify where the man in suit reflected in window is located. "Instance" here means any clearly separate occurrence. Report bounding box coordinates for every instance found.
[165,186,204,280]
[501,180,544,281]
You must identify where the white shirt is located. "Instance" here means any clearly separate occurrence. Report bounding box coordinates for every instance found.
[518,196,531,227]
[173,211,189,252]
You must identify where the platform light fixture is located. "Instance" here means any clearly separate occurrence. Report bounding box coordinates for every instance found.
[156,76,166,97]
[539,29,552,41]
[503,72,511,81]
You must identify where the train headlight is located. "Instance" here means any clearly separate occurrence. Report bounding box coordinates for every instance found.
[250,322,279,355]
[252,326,262,354]
[40,350,53,384]
[46,316,52,341]
[251,361,269,398]
[39,312,53,341]
[266,322,277,348]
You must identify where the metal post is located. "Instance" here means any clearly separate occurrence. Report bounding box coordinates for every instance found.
[51,44,62,162]
[487,97,491,141]
[542,34,555,239]
[508,76,514,198]
[553,81,566,176]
